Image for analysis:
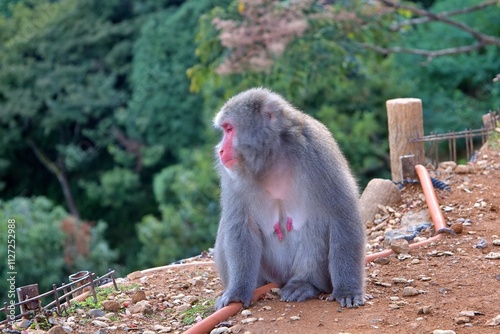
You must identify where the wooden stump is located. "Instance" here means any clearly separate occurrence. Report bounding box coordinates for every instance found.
[360,178,401,224]
[387,98,425,182]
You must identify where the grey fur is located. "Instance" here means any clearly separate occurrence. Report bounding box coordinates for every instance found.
[213,88,366,310]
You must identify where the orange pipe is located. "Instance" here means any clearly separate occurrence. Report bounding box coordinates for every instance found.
[366,164,445,262]
[414,164,447,231]
[185,164,448,333]
[184,283,278,334]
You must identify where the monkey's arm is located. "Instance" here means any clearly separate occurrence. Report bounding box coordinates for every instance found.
[215,216,263,310]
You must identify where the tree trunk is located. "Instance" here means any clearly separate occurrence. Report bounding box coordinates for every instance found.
[27,139,80,218]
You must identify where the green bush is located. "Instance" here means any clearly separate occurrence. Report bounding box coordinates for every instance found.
[0,196,117,305]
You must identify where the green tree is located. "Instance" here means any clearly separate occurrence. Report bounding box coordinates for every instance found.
[0,196,117,304]
[126,0,215,159]
[393,0,500,132]
[0,0,157,269]
[136,148,220,267]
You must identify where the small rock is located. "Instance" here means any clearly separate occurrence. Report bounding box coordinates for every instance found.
[411,258,420,264]
[142,331,155,334]
[455,165,470,174]
[188,278,203,286]
[374,281,392,287]
[126,271,144,280]
[129,300,153,315]
[373,257,390,265]
[439,161,457,170]
[459,310,476,317]
[474,239,487,249]
[402,287,419,297]
[185,295,199,305]
[485,252,500,259]
[493,239,500,246]
[15,319,31,328]
[61,325,73,332]
[388,303,400,309]
[102,300,121,312]
[290,316,301,321]
[88,309,106,318]
[47,326,66,334]
[210,327,230,334]
[241,309,252,317]
[172,293,185,300]
[91,320,108,327]
[392,277,409,284]
[390,239,410,254]
[428,250,454,257]
[93,330,108,334]
[131,290,147,303]
[176,303,191,312]
[432,330,456,334]
[154,324,172,332]
[485,314,500,326]
[450,223,463,234]
[418,305,432,314]
[241,317,258,324]
[455,316,470,324]
[397,253,412,260]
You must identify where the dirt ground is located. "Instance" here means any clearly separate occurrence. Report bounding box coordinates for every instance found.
[4,137,499,334]
[131,138,500,334]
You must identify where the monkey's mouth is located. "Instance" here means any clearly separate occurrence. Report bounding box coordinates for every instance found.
[222,158,238,169]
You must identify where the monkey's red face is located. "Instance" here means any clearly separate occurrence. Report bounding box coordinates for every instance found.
[218,121,238,168]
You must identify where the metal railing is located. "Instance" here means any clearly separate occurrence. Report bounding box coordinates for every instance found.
[1,269,119,326]
[411,110,499,166]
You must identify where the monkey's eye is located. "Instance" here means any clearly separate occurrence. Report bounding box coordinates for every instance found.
[222,123,233,134]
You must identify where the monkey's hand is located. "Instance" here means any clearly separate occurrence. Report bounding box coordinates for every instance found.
[328,290,366,308]
[215,288,253,310]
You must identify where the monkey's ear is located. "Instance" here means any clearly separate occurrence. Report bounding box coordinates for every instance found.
[261,100,282,121]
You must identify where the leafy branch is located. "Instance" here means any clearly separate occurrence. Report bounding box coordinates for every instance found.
[359,0,500,60]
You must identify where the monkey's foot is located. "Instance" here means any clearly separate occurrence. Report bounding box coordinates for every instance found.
[328,291,367,308]
[215,289,253,310]
[280,281,320,302]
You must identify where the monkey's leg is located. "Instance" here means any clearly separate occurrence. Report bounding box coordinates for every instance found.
[215,223,263,310]
[327,224,366,308]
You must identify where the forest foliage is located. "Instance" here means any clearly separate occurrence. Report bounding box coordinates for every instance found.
[0,0,498,301]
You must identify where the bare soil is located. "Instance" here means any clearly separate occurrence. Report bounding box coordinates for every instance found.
[6,137,499,334]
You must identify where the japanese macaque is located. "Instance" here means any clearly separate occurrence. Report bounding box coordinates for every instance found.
[213,88,366,310]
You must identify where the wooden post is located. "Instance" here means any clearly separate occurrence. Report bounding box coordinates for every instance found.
[482,111,499,129]
[387,98,425,182]
[400,155,416,180]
